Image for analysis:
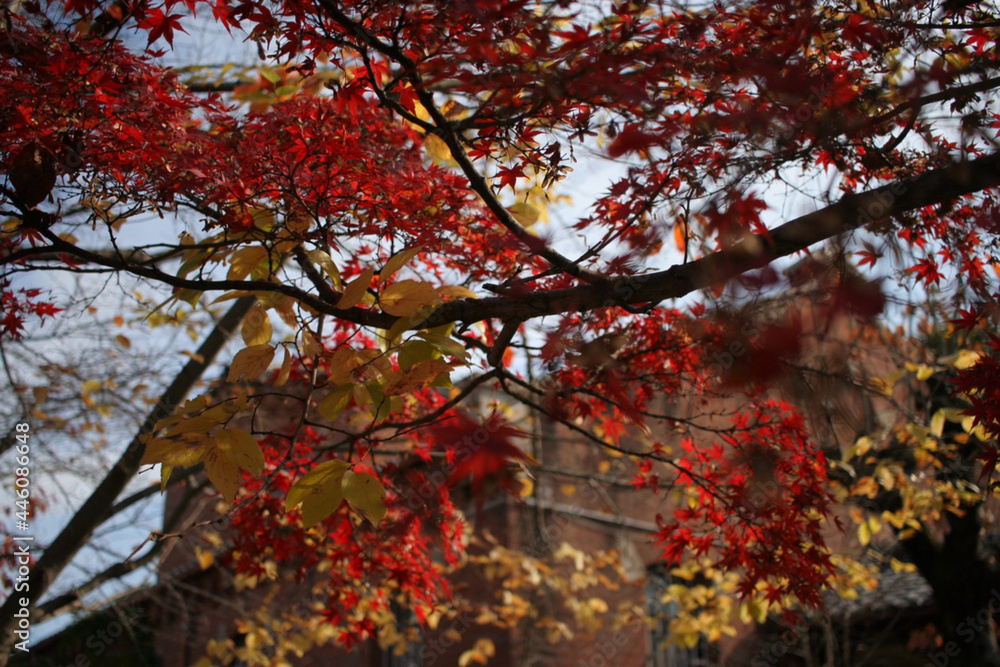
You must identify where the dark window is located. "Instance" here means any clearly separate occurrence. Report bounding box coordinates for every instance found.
[647,565,713,667]
[384,600,424,667]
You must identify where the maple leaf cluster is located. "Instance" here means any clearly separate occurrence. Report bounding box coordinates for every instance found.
[656,398,835,609]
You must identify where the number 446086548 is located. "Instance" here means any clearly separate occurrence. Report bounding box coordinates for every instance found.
[14,423,30,525]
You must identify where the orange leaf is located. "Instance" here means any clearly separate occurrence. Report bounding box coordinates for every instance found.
[673,218,687,253]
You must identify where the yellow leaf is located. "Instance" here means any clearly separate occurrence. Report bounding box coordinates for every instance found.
[963,416,976,433]
[437,285,478,300]
[227,344,276,382]
[383,359,453,396]
[424,134,453,163]
[353,382,371,409]
[380,280,439,317]
[417,332,469,360]
[146,429,265,503]
[858,521,871,546]
[215,428,265,477]
[160,465,173,492]
[286,460,350,527]
[858,516,881,547]
[459,639,495,666]
[174,288,202,306]
[196,547,215,570]
[141,436,211,468]
[336,268,374,310]
[342,470,387,526]
[740,599,768,624]
[306,249,342,289]
[954,349,981,370]
[854,476,879,499]
[876,465,895,491]
[380,246,423,284]
[254,291,285,310]
[916,365,935,381]
[252,208,275,231]
[326,348,360,384]
[210,290,252,304]
[301,331,324,357]
[847,436,873,461]
[227,246,269,281]
[204,446,242,502]
[241,303,273,346]
[275,347,292,387]
[82,379,102,396]
[507,202,540,227]
[318,384,354,421]
[931,409,946,438]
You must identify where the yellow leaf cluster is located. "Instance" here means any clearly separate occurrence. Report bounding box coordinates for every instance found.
[141,427,264,502]
[285,462,387,527]
[458,639,496,667]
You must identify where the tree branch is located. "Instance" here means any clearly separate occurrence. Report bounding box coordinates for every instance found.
[417,151,1000,328]
[0,296,255,659]
[13,152,1000,344]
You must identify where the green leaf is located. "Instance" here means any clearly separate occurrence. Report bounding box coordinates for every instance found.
[366,382,390,423]
[398,340,439,369]
[318,383,354,422]
[286,460,350,527]
[342,470,387,526]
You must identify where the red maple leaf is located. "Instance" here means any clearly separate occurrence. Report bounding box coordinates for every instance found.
[428,411,534,512]
[138,9,188,47]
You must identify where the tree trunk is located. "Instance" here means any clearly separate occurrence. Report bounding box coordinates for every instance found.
[0,296,253,664]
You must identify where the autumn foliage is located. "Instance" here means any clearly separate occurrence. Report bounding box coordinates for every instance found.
[3,0,1000,659]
